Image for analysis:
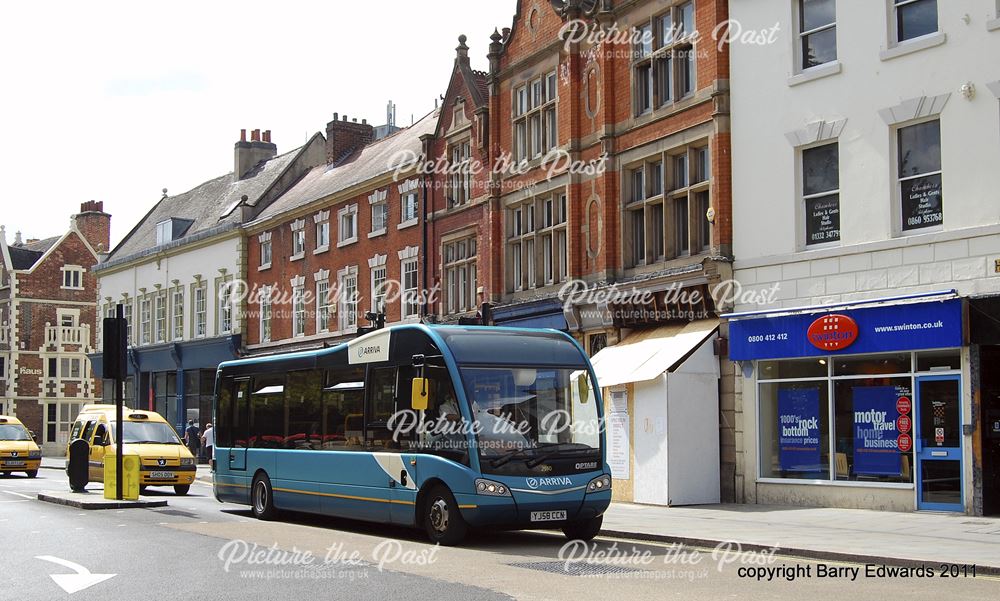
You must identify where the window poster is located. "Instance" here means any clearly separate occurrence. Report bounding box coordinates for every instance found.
[853,386,901,476]
[778,387,822,472]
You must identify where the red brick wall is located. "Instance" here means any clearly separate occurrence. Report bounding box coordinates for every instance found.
[246,176,423,346]
[491,0,733,291]
[11,230,103,437]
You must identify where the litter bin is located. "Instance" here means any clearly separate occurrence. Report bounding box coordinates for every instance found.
[103,452,140,500]
[67,438,90,492]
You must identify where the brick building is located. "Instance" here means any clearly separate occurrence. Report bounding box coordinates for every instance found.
[423,36,494,321]
[243,111,437,352]
[482,0,734,504]
[0,201,110,453]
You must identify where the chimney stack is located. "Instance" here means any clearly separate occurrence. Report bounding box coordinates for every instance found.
[14,230,22,246]
[234,128,277,180]
[74,200,111,253]
[325,112,374,165]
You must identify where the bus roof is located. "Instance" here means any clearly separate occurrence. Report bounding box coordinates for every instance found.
[218,324,589,373]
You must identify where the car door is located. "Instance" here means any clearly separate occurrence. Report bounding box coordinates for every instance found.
[89,422,109,481]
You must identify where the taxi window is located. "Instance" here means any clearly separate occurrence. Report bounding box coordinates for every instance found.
[81,420,98,442]
[70,421,84,441]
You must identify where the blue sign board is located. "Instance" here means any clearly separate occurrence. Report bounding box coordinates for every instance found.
[729,298,963,361]
[852,386,901,476]
[778,388,822,473]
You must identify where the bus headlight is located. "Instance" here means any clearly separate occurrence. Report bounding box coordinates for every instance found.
[586,474,611,493]
[180,458,195,466]
[475,478,511,497]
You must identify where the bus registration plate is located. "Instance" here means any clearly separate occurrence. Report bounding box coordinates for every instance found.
[149,471,174,479]
[530,510,567,522]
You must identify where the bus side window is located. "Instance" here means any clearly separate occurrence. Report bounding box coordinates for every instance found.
[322,366,365,450]
[366,367,398,449]
[249,374,284,449]
[217,377,232,448]
[284,370,323,450]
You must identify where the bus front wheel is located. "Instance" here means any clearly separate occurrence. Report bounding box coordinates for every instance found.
[563,515,603,541]
[423,485,467,546]
[251,473,276,520]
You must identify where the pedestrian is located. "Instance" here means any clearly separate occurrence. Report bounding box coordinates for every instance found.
[201,422,214,463]
[184,420,200,458]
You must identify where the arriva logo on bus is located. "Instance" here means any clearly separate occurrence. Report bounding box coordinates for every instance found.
[526,476,573,489]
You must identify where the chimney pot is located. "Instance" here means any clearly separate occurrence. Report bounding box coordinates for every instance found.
[342,115,347,121]
[333,112,339,121]
[251,129,261,142]
[240,129,247,142]
[362,119,367,125]
[352,118,357,123]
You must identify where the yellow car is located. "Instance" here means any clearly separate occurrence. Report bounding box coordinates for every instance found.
[0,415,41,478]
[67,405,197,495]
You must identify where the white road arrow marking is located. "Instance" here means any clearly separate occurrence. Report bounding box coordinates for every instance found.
[35,556,116,594]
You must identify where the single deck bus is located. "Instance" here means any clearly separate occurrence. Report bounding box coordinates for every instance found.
[212,324,611,545]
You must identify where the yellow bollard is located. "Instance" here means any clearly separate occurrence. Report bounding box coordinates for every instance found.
[103,452,140,500]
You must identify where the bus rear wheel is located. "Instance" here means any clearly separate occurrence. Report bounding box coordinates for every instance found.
[422,485,467,546]
[562,515,603,541]
[251,473,276,520]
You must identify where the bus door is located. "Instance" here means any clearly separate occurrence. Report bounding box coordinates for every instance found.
[228,378,249,472]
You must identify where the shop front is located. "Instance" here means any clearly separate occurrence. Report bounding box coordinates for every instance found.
[728,292,970,513]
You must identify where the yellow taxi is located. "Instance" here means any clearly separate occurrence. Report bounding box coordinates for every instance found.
[0,415,41,477]
[67,405,196,495]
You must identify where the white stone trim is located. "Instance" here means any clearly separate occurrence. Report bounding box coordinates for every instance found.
[289,275,305,289]
[368,253,387,268]
[784,118,847,147]
[258,231,272,243]
[313,210,330,224]
[878,93,950,126]
[787,61,842,87]
[398,179,419,194]
[880,31,946,62]
[290,218,305,231]
[368,189,387,205]
[398,246,420,260]
[313,269,330,283]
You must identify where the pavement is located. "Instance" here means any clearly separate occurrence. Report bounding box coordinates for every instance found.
[39,458,1000,573]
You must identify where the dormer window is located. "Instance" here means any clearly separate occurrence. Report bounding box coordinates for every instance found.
[155,218,194,246]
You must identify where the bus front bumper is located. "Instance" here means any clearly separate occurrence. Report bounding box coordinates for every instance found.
[456,489,611,529]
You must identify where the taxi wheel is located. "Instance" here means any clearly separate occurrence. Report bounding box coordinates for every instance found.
[562,515,603,541]
[139,486,147,494]
[0,472,9,478]
[251,473,276,520]
[422,484,467,546]
[174,485,190,496]
[26,470,38,478]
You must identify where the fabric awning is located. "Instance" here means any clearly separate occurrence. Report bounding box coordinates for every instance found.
[590,319,719,388]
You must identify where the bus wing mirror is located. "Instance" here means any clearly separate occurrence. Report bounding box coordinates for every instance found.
[577,373,591,403]
[411,378,430,411]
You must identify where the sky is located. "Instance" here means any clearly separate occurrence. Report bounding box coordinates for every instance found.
[0,0,517,248]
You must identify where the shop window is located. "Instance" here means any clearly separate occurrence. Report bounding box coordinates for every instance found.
[833,377,913,483]
[833,353,911,376]
[758,358,827,380]
[916,350,960,371]
[758,381,831,480]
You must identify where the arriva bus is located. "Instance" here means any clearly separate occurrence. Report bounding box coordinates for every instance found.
[212,324,610,545]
